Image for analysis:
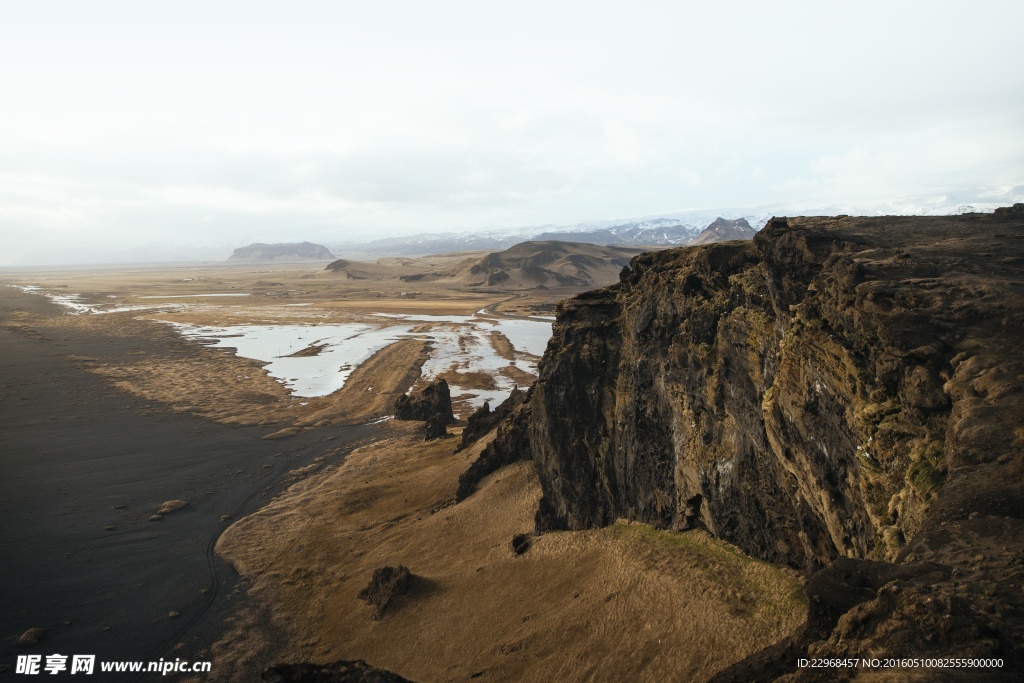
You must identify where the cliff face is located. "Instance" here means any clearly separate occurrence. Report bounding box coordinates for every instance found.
[485,207,1024,672]
[517,209,1023,569]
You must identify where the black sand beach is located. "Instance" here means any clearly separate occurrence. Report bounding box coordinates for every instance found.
[0,288,384,678]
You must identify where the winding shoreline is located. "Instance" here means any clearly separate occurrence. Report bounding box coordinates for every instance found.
[0,288,391,678]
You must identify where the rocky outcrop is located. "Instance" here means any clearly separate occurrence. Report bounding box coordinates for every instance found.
[262,659,414,682]
[456,394,533,502]
[393,379,454,428]
[709,557,956,682]
[357,566,413,620]
[470,206,1024,675]
[17,627,45,646]
[423,414,450,441]
[456,387,527,451]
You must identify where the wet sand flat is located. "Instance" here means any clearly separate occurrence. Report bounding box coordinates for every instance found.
[0,288,387,675]
[3,263,557,420]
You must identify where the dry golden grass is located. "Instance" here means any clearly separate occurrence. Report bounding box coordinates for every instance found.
[291,338,429,428]
[435,369,499,391]
[213,424,807,682]
[499,364,538,387]
[488,330,516,361]
[3,259,561,431]
[2,258,574,319]
[315,297,495,315]
[88,353,289,425]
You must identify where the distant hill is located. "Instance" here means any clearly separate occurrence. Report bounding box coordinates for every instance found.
[689,217,758,245]
[317,224,763,293]
[321,251,484,283]
[319,241,644,291]
[447,241,648,290]
[229,242,335,262]
[323,258,407,280]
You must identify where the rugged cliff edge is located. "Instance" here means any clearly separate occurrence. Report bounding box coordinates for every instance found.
[474,206,1024,677]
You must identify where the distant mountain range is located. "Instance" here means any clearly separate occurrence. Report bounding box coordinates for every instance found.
[234,216,760,266]
[329,214,762,259]
[10,191,1015,268]
[319,222,759,293]
[532,218,705,247]
[325,192,1020,260]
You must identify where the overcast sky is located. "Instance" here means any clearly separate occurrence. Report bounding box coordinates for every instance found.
[2,1,1023,264]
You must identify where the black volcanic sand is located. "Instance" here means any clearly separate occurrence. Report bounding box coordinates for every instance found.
[0,288,387,677]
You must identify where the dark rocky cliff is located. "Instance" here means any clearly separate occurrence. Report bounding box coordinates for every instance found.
[472,206,1024,675]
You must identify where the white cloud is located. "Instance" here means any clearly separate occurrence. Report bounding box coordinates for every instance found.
[1,1,1022,264]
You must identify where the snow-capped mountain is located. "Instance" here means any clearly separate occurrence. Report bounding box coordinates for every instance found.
[321,188,1024,258]
[328,211,765,256]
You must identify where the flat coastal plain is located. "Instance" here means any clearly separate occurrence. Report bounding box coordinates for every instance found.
[1,257,807,681]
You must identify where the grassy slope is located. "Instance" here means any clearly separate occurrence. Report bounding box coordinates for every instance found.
[214,423,806,682]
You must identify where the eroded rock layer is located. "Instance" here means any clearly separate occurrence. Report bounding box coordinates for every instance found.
[478,207,1024,674]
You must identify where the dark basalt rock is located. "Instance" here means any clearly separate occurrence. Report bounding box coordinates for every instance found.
[262,659,414,682]
[486,270,510,285]
[455,397,533,502]
[357,566,413,620]
[465,208,1024,674]
[994,202,1024,216]
[710,558,969,682]
[393,379,454,426]
[423,414,450,441]
[17,627,45,646]
[511,533,533,555]
[457,387,527,452]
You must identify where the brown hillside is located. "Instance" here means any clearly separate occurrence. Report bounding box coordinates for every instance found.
[445,241,650,290]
